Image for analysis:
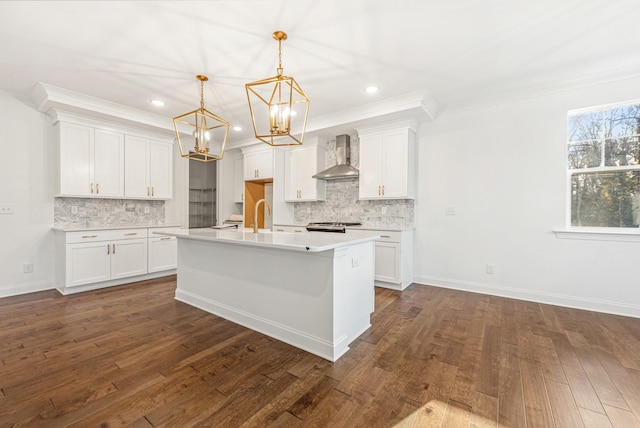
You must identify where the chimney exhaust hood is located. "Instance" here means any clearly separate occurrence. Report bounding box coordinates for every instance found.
[312,134,359,180]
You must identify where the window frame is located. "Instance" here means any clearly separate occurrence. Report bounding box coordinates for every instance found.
[564,100,640,234]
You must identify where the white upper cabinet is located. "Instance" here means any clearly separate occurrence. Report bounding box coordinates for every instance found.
[357,122,416,200]
[124,136,173,199]
[57,122,124,198]
[244,149,273,181]
[284,141,326,202]
[148,140,173,199]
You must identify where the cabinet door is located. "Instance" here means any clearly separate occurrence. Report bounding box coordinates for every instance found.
[358,133,384,199]
[93,129,125,197]
[110,238,148,279]
[374,241,401,284]
[148,236,177,272]
[244,153,257,180]
[149,140,173,199]
[380,129,409,198]
[298,146,319,200]
[234,158,244,202]
[284,150,299,201]
[124,135,149,198]
[59,123,94,196]
[257,150,273,179]
[66,241,111,287]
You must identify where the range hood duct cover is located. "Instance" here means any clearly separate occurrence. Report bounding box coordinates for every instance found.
[312,134,359,180]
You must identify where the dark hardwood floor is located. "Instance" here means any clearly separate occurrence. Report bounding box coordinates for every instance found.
[1,276,639,427]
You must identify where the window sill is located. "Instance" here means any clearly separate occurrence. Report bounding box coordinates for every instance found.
[553,228,640,242]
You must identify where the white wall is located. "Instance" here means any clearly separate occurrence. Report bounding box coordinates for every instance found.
[0,94,56,297]
[414,75,640,318]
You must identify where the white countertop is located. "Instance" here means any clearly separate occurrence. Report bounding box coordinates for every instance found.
[52,223,182,232]
[154,228,380,252]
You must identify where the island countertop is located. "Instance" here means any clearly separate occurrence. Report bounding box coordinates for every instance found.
[154,227,380,252]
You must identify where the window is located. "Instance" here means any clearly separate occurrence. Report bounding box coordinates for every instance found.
[567,102,640,228]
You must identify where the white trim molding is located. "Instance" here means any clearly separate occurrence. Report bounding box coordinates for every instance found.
[413,275,640,319]
[553,228,640,243]
[0,280,56,299]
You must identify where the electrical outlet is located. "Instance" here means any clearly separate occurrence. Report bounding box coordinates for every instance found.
[0,204,15,215]
[352,257,360,268]
[23,263,33,273]
[486,264,495,274]
[144,206,150,214]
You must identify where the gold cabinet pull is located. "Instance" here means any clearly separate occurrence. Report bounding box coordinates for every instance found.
[124,232,137,236]
[152,186,155,196]
[380,235,392,239]
[160,237,172,241]
[382,185,384,195]
[96,183,100,194]
[91,182,94,194]
[82,235,98,239]
[107,244,110,254]
[147,186,150,196]
[112,243,116,254]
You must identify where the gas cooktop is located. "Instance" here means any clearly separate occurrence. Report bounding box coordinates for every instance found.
[306,222,362,233]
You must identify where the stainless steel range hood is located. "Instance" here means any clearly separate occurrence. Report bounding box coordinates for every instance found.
[312,134,359,180]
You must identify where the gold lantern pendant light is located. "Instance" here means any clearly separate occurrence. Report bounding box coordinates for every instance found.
[173,75,230,162]
[246,31,310,146]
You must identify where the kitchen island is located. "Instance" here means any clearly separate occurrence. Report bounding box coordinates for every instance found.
[154,228,379,361]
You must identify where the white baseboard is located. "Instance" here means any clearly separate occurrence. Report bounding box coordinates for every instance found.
[413,276,640,319]
[175,289,351,362]
[0,280,56,299]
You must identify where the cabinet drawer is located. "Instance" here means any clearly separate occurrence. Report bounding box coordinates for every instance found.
[110,228,148,240]
[376,231,402,242]
[65,228,148,244]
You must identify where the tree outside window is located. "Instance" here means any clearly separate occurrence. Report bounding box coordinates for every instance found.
[568,103,640,228]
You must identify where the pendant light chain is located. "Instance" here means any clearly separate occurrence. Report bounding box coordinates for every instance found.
[277,37,283,76]
[200,78,205,110]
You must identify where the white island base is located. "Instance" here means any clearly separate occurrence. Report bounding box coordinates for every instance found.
[171,231,376,362]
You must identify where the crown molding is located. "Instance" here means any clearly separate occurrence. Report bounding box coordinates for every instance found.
[31,82,175,135]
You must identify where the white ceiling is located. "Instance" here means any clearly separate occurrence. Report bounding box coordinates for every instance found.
[2,0,640,143]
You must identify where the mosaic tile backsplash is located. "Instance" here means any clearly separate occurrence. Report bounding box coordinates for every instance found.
[293,137,414,228]
[55,198,165,228]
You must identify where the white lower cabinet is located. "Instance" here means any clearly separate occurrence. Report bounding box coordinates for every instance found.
[56,227,178,293]
[346,228,414,290]
[148,235,177,273]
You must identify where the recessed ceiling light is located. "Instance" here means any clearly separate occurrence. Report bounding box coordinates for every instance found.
[233,126,242,131]
[150,99,165,107]
[365,86,379,94]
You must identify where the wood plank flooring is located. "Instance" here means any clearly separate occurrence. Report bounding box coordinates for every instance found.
[1,276,640,427]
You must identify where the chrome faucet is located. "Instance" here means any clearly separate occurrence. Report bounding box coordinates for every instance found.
[253,199,272,233]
